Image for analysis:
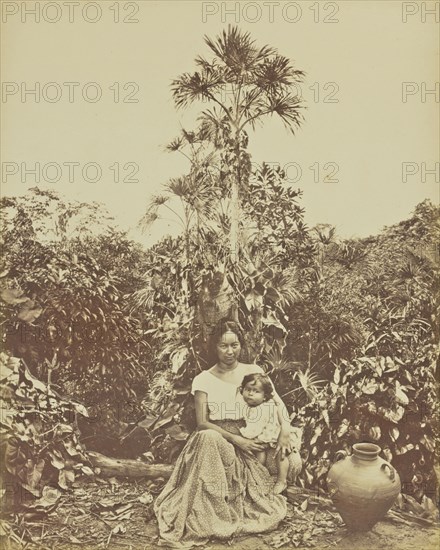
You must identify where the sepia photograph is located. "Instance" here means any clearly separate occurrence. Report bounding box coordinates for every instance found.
[1,1,439,548]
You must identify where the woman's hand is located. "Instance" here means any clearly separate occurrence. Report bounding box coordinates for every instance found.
[275,428,293,460]
[232,434,267,456]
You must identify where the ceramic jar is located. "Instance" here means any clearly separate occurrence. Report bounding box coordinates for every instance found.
[327,442,401,530]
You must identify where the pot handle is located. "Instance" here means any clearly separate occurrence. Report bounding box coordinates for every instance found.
[333,450,347,463]
[381,463,396,481]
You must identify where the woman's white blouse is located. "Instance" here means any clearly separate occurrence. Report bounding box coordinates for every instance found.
[191,363,264,421]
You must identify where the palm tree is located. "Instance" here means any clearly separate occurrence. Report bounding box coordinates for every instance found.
[140,126,230,253]
[139,129,223,307]
[171,26,305,281]
[312,224,337,269]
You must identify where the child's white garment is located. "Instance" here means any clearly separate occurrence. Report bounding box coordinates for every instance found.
[240,400,304,450]
[240,400,280,445]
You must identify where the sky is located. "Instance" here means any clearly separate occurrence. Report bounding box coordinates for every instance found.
[2,0,439,247]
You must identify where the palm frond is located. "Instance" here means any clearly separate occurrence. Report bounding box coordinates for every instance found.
[238,87,264,117]
[264,348,300,373]
[272,268,302,305]
[204,25,275,77]
[255,55,305,94]
[151,195,168,206]
[181,129,197,144]
[138,195,169,232]
[296,367,326,400]
[131,286,155,311]
[197,108,230,147]
[165,177,190,199]
[171,67,225,109]
[194,55,218,70]
[166,136,184,152]
[266,92,304,132]
[138,210,159,232]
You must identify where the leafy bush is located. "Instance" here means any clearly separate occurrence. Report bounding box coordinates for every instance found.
[286,201,439,502]
[0,353,93,510]
[1,189,150,403]
[296,348,437,501]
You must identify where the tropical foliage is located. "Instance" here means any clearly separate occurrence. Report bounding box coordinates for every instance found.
[1,188,149,400]
[0,27,438,520]
[0,353,92,511]
[171,24,305,273]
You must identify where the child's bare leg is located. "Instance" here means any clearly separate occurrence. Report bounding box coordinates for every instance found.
[255,450,266,465]
[273,454,289,494]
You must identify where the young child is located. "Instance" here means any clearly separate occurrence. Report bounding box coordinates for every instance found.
[239,373,295,494]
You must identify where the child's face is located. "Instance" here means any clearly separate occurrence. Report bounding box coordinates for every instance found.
[242,381,266,407]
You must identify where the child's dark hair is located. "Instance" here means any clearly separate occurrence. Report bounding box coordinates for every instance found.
[240,373,274,401]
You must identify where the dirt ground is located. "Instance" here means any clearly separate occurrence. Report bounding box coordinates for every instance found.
[2,478,439,550]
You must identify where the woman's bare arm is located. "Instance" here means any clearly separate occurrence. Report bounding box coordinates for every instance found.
[194,390,238,443]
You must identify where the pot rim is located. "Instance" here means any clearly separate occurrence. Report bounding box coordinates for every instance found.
[352,442,381,459]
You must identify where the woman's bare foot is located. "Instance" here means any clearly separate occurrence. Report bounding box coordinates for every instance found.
[273,481,287,495]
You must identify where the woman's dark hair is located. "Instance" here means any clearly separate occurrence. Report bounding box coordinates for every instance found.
[211,319,244,347]
[240,373,274,401]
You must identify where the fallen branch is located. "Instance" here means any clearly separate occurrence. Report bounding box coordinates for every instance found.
[87,452,174,480]
[384,511,414,527]
[389,509,434,527]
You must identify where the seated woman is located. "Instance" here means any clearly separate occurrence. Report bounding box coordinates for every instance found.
[154,320,302,547]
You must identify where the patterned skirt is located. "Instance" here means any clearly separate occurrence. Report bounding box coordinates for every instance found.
[153,420,302,547]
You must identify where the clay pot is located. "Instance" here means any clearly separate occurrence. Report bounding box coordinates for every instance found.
[327,443,401,530]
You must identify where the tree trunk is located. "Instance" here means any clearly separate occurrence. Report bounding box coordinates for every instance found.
[229,126,241,323]
[230,127,241,270]
[87,451,173,479]
[197,270,234,343]
[230,178,239,265]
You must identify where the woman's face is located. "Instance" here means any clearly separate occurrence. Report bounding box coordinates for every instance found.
[216,331,241,366]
